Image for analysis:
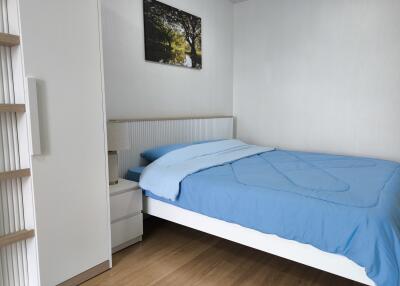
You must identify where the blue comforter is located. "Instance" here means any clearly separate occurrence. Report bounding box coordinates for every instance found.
[139,141,400,285]
[140,140,273,200]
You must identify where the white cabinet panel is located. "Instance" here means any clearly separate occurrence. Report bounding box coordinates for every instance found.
[18,0,111,285]
[110,190,142,222]
[111,214,143,249]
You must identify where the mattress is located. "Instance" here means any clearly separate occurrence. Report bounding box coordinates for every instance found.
[132,149,400,286]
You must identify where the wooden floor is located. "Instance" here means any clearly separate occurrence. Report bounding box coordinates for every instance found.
[83,218,363,286]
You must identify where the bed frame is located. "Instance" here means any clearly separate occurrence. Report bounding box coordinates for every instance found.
[114,116,374,286]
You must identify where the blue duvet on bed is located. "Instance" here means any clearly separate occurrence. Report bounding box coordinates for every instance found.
[138,140,400,286]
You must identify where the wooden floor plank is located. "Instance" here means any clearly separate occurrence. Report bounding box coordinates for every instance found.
[82,218,364,286]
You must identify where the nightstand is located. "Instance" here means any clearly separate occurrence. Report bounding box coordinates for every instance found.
[109,179,143,253]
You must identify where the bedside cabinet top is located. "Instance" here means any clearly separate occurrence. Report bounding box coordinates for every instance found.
[110,179,139,196]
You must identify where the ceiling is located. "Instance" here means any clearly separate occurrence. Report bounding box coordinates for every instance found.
[230,0,249,3]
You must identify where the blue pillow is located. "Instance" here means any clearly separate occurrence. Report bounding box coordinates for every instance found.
[126,166,145,182]
[141,143,190,162]
[140,140,222,162]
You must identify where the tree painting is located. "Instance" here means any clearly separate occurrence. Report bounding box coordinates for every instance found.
[143,0,202,69]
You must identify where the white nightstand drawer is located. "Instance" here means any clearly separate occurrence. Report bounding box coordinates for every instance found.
[111,214,143,249]
[110,189,142,222]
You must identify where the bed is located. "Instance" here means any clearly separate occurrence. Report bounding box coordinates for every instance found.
[114,116,400,286]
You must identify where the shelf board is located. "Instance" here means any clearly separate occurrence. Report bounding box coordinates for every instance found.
[0,230,35,248]
[0,32,20,47]
[0,104,26,113]
[0,168,31,181]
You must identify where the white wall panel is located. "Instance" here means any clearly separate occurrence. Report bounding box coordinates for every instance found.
[234,0,400,161]
[101,0,234,120]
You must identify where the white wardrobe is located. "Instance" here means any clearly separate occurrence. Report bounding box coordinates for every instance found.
[0,0,111,285]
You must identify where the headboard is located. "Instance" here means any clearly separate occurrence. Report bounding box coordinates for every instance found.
[110,117,234,178]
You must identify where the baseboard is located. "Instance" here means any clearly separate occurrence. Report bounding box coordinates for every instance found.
[58,261,110,286]
[112,236,142,254]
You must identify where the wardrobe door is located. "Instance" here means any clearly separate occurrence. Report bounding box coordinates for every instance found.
[18,0,111,285]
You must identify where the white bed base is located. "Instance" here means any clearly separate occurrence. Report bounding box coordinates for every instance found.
[114,117,375,286]
[144,197,374,286]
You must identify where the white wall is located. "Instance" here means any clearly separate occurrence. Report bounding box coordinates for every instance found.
[19,0,110,285]
[102,0,233,120]
[234,0,400,161]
